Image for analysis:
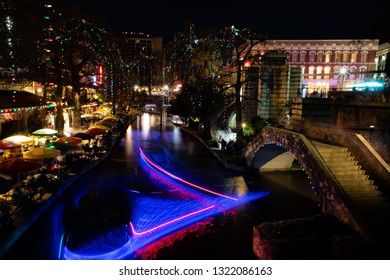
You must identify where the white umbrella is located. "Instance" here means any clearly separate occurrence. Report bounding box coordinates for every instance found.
[32,128,58,136]
[2,135,34,145]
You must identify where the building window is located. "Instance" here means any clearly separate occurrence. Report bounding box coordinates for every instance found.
[309,51,315,63]
[335,51,342,62]
[334,66,341,79]
[308,66,315,79]
[351,52,357,63]
[292,51,298,62]
[325,52,331,63]
[324,66,331,79]
[300,51,306,63]
[361,52,367,63]
[343,52,349,62]
[349,66,357,80]
[316,66,323,79]
[359,66,367,79]
[317,52,323,62]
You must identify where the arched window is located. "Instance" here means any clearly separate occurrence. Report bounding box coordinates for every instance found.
[316,66,323,79]
[325,51,331,63]
[335,51,342,62]
[317,51,324,62]
[292,51,298,62]
[334,66,341,79]
[308,66,315,79]
[360,52,367,63]
[359,66,367,79]
[343,52,349,62]
[309,51,315,62]
[349,66,357,80]
[351,52,357,63]
[300,51,306,63]
[324,66,331,79]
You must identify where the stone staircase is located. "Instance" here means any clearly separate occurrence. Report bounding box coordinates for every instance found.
[312,141,390,247]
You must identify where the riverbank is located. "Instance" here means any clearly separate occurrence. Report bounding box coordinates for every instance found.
[0,115,134,258]
[179,123,376,259]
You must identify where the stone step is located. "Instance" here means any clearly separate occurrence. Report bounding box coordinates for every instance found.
[327,163,362,170]
[344,190,381,198]
[336,174,370,180]
[338,178,374,185]
[313,142,348,152]
[317,149,351,156]
[341,184,378,191]
[331,169,365,176]
[326,160,359,166]
[322,155,355,162]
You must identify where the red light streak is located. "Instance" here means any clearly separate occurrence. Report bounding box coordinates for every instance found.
[130,205,215,236]
[139,147,238,201]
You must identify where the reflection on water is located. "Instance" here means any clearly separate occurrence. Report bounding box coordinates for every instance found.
[4,113,321,260]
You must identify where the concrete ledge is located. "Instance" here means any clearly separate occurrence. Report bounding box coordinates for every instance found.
[253,214,377,260]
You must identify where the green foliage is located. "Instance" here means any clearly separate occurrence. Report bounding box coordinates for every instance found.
[168,77,224,125]
[243,115,269,138]
[207,139,219,148]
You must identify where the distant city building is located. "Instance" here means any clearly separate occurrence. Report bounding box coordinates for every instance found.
[119,32,162,59]
[374,42,390,87]
[118,32,163,91]
[252,39,380,96]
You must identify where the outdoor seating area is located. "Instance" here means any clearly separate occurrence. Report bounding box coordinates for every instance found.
[0,114,130,230]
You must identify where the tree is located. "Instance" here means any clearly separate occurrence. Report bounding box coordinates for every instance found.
[212,26,264,149]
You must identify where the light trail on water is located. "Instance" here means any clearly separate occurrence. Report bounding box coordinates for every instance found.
[60,147,269,260]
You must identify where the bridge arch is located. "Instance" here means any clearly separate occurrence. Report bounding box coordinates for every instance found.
[249,142,295,170]
[243,126,375,242]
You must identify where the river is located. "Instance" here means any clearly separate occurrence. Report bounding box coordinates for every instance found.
[4,113,321,260]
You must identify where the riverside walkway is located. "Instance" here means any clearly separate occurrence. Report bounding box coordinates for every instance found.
[0,115,133,258]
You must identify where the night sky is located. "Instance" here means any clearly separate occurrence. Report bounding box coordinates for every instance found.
[57,0,389,43]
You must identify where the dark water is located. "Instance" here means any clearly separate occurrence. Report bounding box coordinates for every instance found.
[4,113,321,260]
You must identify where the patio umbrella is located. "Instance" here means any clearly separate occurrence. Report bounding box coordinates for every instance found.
[81,113,94,119]
[32,128,58,136]
[23,147,61,160]
[101,117,118,124]
[0,140,21,150]
[105,115,120,121]
[58,136,82,146]
[2,135,34,145]
[46,141,78,152]
[84,127,107,136]
[73,132,95,140]
[88,124,111,131]
[0,157,42,177]
[95,120,115,128]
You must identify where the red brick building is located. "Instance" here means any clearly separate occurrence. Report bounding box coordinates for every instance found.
[252,39,380,95]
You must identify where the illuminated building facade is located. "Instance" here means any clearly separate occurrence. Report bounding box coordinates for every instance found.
[374,42,390,87]
[119,32,163,91]
[252,39,380,96]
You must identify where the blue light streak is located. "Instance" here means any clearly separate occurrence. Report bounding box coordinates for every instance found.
[60,147,269,260]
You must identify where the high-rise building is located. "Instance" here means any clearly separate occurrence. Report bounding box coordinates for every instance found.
[118,32,163,91]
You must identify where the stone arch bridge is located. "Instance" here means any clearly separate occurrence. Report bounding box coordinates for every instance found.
[243,125,383,245]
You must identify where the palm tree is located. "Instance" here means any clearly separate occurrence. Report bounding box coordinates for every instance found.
[190,39,222,80]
